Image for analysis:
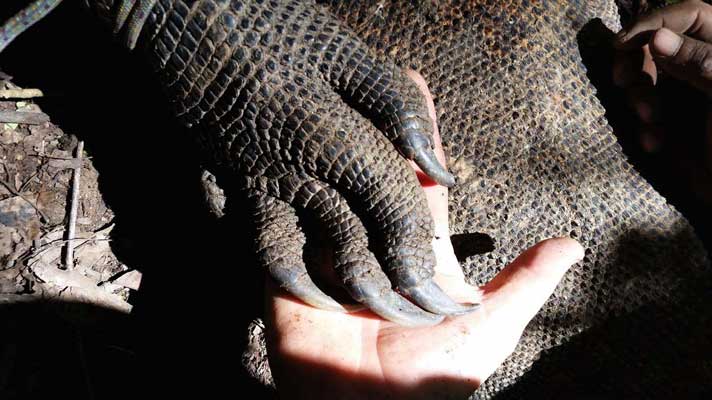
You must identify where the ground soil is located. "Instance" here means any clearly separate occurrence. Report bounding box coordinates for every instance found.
[0,74,275,398]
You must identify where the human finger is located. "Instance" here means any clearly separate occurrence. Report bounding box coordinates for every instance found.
[479,238,584,332]
[647,28,712,94]
[616,0,712,49]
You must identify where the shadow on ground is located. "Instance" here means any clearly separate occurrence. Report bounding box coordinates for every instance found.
[1,2,272,398]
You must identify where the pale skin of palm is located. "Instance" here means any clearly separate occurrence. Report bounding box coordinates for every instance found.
[263,71,585,400]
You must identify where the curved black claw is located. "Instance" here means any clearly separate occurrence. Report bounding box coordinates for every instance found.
[270,266,352,313]
[365,291,444,327]
[271,177,445,326]
[251,191,351,313]
[397,117,455,187]
[325,24,455,188]
[402,279,479,316]
[353,282,445,327]
[412,142,456,187]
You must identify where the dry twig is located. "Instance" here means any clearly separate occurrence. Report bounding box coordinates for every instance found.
[64,141,84,270]
[0,88,43,99]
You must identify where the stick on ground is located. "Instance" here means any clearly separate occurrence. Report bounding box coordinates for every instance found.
[64,141,84,270]
[0,88,43,99]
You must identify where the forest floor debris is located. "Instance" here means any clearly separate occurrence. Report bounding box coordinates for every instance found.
[0,77,138,317]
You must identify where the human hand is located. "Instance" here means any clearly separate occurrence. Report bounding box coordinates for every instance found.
[614,0,712,152]
[263,71,585,400]
[616,0,712,94]
[613,0,712,197]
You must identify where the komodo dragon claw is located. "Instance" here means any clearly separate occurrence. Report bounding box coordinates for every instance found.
[248,175,468,326]
[0,0,471,324]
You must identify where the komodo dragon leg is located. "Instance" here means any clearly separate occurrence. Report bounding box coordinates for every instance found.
[0,0,475,325]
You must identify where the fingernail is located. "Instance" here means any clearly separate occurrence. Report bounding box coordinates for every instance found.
[652,28,683,57]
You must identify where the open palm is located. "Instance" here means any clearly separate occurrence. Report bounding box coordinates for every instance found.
[263,72,584,400]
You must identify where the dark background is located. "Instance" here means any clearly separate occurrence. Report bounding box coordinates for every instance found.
[1,1,270,398]
[1,1,711,399]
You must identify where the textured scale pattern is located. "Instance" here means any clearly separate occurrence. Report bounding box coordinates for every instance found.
[323,1,711,397]
[7,0,710,397]
[85,0,475,324]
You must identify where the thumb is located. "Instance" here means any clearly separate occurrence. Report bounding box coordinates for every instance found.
[649,27,712,94]
[479,238,584,333]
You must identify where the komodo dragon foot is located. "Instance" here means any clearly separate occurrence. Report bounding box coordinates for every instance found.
[0,0,476,326]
